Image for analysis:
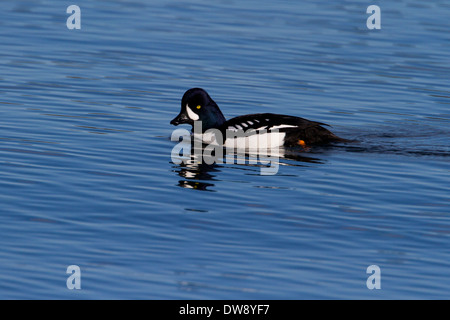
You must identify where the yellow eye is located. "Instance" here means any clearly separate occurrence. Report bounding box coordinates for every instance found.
[196,105,201,109]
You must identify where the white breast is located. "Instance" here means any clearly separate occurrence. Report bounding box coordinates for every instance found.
[193,131,218,145]
[225,131,286,150]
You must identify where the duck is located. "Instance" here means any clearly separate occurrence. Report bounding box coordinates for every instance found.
[170,88,348,150]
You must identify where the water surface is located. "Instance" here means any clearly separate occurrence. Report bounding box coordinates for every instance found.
[0,0,449,299]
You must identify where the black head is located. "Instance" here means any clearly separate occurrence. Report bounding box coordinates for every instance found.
[170,88,226,132]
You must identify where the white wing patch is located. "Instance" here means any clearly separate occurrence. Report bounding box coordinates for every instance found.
[227,123,297,132]
[269,124,298,130]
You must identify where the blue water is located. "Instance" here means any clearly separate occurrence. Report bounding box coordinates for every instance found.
[0,0,449,299]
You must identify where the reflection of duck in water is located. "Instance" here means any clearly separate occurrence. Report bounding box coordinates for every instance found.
[173,152,218,192]
[171,146,325,191]
[170,88,349,150]
[177,179,214,191]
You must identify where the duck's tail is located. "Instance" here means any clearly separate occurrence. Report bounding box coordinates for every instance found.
[286,125,354,147]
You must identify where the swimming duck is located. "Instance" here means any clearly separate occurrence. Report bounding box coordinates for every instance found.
[170,88,347,149]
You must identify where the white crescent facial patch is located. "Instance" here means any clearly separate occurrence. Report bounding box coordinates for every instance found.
[186,104,199,121]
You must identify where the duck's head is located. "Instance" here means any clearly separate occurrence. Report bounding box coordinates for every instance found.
[170,88,226,132]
